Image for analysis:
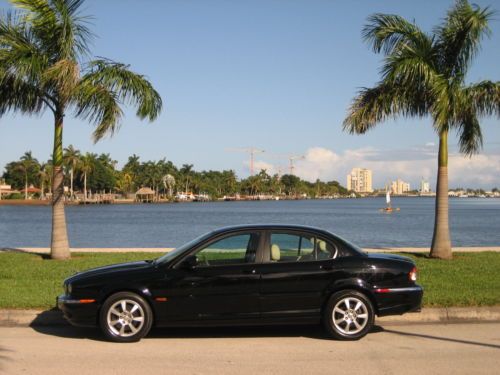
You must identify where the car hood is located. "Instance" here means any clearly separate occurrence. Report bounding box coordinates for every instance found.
[367,253,415,264]
[66,260,154,283]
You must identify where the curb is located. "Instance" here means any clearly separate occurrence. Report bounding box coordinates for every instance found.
[1,307,499,327]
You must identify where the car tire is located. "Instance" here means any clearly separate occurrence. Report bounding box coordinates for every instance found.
[99,291,153,343]
[323,290,374,340]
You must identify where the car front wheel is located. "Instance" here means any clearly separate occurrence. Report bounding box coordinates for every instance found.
[323,290,374,340]
[99,292,153,342]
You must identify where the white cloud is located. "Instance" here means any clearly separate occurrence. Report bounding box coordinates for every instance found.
[243,160,275,175]
[279,147,500,189]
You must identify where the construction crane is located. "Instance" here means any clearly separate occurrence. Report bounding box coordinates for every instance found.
[226,147,265,175]
[288,155,305,175]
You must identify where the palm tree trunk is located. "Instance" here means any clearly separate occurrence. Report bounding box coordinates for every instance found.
[430,130,452,259]
[84,172,87,202]
[50,112,70,260]
[70,168,74,200]
[25,171,28,200]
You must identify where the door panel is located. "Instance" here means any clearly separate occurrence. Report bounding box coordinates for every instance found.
[260,231,334,319]
[155,231,262,324]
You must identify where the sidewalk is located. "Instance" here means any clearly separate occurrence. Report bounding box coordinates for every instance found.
[4,246,500,254]
[1,306,500,327]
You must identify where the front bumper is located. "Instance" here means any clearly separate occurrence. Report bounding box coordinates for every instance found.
[374,285,423,317]
[57,294,99,327]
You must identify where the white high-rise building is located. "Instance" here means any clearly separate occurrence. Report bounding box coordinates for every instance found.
[420,179,430,193]
[347,168,373,193]
[391,179,411,195]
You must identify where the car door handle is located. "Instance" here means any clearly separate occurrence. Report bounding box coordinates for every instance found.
[320,264,333,271]
[243,269,257,274]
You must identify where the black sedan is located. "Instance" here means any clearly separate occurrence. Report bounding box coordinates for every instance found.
[58,224,423,342]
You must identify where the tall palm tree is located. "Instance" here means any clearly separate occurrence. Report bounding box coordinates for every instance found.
[343,0,500,259]
[0,0,162,259]
[63,145,81,200]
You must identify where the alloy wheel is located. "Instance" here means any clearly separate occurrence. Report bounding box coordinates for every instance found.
[332,296,369,335]
[106,299,145,337]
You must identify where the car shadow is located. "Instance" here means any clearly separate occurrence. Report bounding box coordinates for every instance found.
[31,308,387,342]
[32,324,336,342]
[380,326,500,350]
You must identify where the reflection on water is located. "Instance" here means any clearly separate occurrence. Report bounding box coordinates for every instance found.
[0,198,499,248]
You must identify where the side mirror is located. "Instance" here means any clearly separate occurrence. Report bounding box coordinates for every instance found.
[180,255,198,270]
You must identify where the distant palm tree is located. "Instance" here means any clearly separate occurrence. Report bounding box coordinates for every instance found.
[0,0,162,259]
[38,162,51,199]
[63,145,81,200]
[180,164,194,193]
[343,0,500,259]
[16,152,39,199]
[80,153,95,202]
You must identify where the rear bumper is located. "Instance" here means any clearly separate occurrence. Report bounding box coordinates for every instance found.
[374,285,423,317]
[57,295,99,327]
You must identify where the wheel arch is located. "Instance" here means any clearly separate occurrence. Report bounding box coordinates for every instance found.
[322,280,379,316]
[97,287,157,326]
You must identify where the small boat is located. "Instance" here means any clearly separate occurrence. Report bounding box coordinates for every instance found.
[380,190,400,213]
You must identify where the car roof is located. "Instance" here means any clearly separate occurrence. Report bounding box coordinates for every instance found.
[211,224,334,236]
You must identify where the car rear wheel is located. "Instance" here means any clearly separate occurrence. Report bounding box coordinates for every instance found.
[323,290,374,340]
[99,292,153,342]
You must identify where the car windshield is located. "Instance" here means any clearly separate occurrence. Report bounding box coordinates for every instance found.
[154,231,214,264]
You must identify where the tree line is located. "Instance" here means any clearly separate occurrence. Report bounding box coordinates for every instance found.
[1,148,349,199]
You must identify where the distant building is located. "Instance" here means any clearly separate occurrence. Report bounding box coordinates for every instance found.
[347,168,373,193]
[420,179,430,193]
[391,179,410,195]
[0,182,13,199]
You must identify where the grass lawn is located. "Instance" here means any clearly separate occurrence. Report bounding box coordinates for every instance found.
[0,251,499,309]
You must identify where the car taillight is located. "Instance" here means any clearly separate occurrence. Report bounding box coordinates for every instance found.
[409,267,417,282]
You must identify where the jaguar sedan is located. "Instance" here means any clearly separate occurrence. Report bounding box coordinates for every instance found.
[58,224,423,342]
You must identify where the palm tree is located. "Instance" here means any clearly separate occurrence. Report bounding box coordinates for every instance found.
[16,151,40,199]
[343,0,500,259]
[63,145,81,200]
[38,162,51,199]
[0,0,162,259]
[80,153,95,202]
[180,164,194,193]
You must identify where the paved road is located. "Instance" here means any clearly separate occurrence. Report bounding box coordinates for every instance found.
[1,323,499,375]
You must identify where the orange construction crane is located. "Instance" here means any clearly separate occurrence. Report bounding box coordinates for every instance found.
[226,147,265,175]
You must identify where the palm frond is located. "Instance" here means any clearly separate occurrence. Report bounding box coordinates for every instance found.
[0,70,45,115]
[343,83,428,134]
[72,78,123,142]
[456,111,483,156]
[0,10,49,80]
[363,13,433,56]
[82,59,162,121]
[435,0,494,78]
[12,0,93,61]
[463,80,500,117]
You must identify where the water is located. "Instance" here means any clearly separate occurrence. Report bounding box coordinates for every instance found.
[1,198,499,248]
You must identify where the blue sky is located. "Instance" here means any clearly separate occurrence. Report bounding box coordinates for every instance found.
[0,0,499,188]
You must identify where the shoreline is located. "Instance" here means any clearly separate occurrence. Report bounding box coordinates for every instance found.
[3,246,500,254]
[1,196,499,206]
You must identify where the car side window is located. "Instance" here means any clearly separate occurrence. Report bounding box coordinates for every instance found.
[316,238,339,260]
[269,233,316,262]
[195,233,259,267]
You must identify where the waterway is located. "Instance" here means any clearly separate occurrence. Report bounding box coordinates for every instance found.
[1,197,499,248]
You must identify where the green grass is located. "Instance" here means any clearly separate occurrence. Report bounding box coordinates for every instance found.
[0,251,499,309]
